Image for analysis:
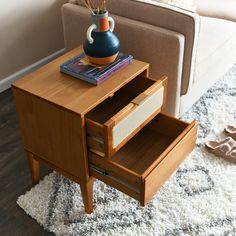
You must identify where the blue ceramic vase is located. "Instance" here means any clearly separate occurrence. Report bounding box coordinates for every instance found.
[83,11,120,66]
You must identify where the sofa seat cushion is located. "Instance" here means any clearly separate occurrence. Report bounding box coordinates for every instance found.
[194,16,236,84]
[196,0,236,23]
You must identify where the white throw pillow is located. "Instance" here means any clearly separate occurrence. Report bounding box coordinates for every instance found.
[135,0,196,11]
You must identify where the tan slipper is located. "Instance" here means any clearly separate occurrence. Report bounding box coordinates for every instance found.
[206,137,236,163]
[224,125,236,140]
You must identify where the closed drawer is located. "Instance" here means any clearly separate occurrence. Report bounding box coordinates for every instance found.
[89,113,198,205]
[85,75,167,158]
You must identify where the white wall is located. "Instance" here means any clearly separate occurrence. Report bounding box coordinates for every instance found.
[0,0,68,91]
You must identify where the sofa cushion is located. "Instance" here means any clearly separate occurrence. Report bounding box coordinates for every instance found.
[196,0,236,22]
[180,17,236,115]
[195,16,236,84]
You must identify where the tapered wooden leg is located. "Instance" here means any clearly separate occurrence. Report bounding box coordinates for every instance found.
[27,152,40,185]
[80,177,95,214]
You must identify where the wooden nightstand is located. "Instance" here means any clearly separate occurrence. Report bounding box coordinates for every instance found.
[12,46,197,213]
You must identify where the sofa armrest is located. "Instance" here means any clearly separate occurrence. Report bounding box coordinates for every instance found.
[62,3,185,116]
[68,0,200,95]
[106,0,200,95]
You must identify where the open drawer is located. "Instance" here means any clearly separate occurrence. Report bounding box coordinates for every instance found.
[85,75,167,158]
[89,113,198,205]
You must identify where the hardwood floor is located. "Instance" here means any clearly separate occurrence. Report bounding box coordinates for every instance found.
[0,89,52,235]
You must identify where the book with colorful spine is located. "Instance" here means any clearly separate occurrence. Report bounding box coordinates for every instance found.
[60,52,133,85]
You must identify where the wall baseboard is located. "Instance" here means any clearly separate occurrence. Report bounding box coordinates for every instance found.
[0,48,66,93]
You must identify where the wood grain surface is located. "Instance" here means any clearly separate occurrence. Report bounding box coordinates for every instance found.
[0,89,52,235]
[12,87,89,181]
[12,46,149,115]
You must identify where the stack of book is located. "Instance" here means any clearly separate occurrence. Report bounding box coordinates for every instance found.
[60,52,133,85]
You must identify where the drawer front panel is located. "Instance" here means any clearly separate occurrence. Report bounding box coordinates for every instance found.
[112,86,164,148]
[142,120,198,205]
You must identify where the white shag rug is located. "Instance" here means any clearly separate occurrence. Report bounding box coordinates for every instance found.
[17,65,236,236]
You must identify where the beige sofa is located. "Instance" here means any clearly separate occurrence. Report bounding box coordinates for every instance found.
[62,0,236,117]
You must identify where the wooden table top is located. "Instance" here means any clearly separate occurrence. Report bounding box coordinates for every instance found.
[12,46,149,115]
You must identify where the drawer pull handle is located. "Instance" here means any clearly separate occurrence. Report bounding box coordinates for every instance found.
[107,82,164,125]
[131,82,163,106]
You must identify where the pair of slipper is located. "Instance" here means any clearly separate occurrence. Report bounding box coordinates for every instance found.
[206,125,236,163]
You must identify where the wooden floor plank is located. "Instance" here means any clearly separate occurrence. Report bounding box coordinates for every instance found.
[0,89,52,235]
